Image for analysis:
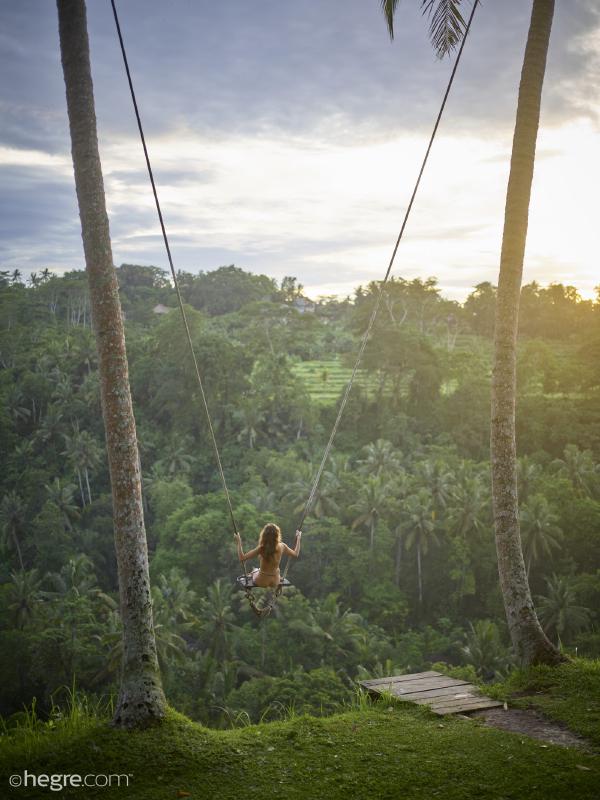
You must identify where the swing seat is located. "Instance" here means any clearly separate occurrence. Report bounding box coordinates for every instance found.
[236,575,292,590]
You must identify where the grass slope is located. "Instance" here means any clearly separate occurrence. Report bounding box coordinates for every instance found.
[488,658,600,749]
[1,700,599,799]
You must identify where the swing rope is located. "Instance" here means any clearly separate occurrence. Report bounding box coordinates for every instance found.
[282,0,480,584]
[110,0,247,586]
[110,0,479,614]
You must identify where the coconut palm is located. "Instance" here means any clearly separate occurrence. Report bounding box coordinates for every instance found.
[6,569,42,629]
[309,594,364,664]
[234,403,266,450]
[517,455,542,502]
[462,620,513,680]
[0,491,27,570]
[286,461,340,520]
[381,0,467,57]
[35,405,65,447]
[520,495,563,576]
[199,579,238,662]
[358,439,402,477]
[552,444,598,498]
[350,475,392,551]
[536,574,591,646]
[487,0,561,665]
[6,386,31,426]
[381,0,561,667]
[62,424,102,505]
[45,478,80,531]
[155,435,196,477]
[449,475,489,539]
[416,458,453,516]
[57,0,165,726]
[401,489,440,605]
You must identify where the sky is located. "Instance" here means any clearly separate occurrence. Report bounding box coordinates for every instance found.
[1,0,599,301]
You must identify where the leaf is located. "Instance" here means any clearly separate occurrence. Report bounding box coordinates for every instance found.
[421,0,467,58]
[177,791,191,798]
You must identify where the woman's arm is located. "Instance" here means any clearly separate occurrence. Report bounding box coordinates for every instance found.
[282,530,302,558]
[234,533,260,562]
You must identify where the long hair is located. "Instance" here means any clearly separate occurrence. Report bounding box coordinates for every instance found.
[258,523,281,560]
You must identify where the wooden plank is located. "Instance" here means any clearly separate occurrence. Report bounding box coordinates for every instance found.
[359,671,502,716]
[430,699,503,715]
[392,685,481,701]
[360,671,441,688]
[394,678,470,693]
[412,691,479,705]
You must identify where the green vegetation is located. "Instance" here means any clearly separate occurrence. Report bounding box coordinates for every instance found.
[1,697,598,799]
[488,658,600,748]
[1,265,600,729]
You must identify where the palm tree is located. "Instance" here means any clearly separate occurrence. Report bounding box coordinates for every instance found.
[35,405,65,447]
[536,574,591,646]
[350,475,391,551]
[309,594,364,664]
[517,455,542,503]
[286,462,340,520]
[416,458,453,517]
[380,0,561,668]
[358,439,402,477]
[6,387,31,426]
[45,478,80,531]
[462,620,513,680]
[490,0,562,665]
[62,425,102,505]
[402,489,440,605]
[381,1,467,57]
[6,569,42,629]
[520,495,563,576]
[234,403,266,450]
[155,435,196,477]
[449,475,489,540]
[552,444,598,498]
[57,0,165,726]
[0,491,26,570]
[199,579,238,662]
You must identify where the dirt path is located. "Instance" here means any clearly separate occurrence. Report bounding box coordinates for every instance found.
[470,706,591,750]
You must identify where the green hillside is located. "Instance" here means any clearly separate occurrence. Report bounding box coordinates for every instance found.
[2,661,599,800]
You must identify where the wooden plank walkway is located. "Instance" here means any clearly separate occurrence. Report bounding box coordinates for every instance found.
[359,670,503,716]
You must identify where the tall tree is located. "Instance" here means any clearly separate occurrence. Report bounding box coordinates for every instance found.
[489,0,563,665]
[56,0,166,727]
[380,0,562,665]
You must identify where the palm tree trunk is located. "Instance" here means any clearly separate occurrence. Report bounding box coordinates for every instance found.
[76,468,86,507]
[12,528,25,571]
[57,0,166,727]
[416,542,422,606]
[394,534,402,586]
[85,466,92,505]
[490,0,562,666]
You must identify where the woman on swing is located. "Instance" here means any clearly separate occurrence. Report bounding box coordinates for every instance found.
[235,523,301,588]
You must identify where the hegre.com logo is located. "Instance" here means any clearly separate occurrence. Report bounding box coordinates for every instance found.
[9,770,132,792]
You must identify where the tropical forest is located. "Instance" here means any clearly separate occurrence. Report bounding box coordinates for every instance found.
[1,0,599,798]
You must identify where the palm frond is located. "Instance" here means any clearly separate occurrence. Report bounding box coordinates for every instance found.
[421,0,467,58]
[380,0,401,40]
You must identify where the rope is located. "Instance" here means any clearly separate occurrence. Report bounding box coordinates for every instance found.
[109,0,247,577]
[283,0,479,582]
[110,0,479,604]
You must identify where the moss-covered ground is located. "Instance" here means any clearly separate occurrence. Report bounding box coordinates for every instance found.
[1,660,599,800]
[487,658,600,749]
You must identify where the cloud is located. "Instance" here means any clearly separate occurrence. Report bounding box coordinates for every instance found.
[0,0,598,299]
